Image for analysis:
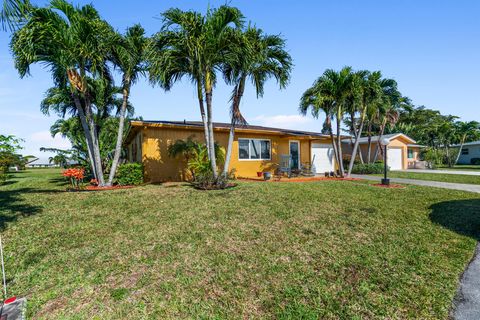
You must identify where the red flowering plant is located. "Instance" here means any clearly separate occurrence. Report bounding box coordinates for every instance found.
[62,168,85,190]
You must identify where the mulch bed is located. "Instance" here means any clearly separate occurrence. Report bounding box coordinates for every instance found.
[372,183,406,189]
[238,177,361,183]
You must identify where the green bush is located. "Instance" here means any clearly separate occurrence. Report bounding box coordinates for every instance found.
[192,172,232,190]
[116,163,143,185]
[471,158,480,165]
[351,162,385,174]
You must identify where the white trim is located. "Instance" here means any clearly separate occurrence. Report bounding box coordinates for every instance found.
[238,138,272,161]
[289,140,300,169]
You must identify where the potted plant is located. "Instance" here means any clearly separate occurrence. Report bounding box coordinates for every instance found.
[257,171,263,177]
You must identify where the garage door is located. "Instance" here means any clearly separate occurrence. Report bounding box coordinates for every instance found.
[311,143,335,174]
[388,148,403,170]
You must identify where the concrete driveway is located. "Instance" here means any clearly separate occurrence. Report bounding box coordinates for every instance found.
[397,169,480,176]
[351,174,480,193]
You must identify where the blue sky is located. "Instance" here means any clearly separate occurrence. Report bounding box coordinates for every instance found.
[0,0,479,161]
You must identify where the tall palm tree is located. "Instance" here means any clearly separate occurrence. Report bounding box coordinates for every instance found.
[221,26,292,176]
[148,6,244,180]
[107,24,146,185]
[10,0,115,186]
[300,67,354,177]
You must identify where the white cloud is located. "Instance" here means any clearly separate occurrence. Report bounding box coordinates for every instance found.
[29,130,71,150]
[252,114,316,130]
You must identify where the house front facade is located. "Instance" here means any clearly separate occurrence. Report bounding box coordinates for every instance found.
[126,120,337,182]
[454,141,480,165]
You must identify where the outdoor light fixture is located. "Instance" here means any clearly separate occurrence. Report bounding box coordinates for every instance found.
[380,138,390,185]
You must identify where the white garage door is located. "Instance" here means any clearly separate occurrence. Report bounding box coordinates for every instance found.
[388,148,403,170]
[311,143,335,174]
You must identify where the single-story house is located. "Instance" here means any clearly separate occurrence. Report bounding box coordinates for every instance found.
[453,140,480,165]
[125,120,338,182]
[125,120,422,182]
[342,133,423,170]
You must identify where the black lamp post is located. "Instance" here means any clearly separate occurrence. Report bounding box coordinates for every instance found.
[380,138,390,185]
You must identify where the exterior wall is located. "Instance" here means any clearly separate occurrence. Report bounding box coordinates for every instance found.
[457,144,480,164]
[127,131,142,163]
[135,125,330,182]
[406,146,421,168]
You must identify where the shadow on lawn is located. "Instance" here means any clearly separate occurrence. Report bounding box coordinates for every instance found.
[0,188,61,231]
[429,199,480,241]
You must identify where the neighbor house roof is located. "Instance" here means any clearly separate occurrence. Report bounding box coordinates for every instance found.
[342,133,416,144]
[451,140,480,147]
[129,120,331,138]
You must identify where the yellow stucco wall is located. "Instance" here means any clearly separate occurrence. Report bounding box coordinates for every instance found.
[133,126,329,182]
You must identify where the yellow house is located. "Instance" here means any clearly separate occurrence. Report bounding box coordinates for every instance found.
[342,133,422,170]
[125,120,337,182]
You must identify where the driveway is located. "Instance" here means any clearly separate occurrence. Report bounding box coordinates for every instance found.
[351,174,480,193]
[396,169,480,176]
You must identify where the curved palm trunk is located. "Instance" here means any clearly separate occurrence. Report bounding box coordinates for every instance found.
[86,104,106,186]
[223,77,246,177]
[366,123,373,164]
[454,136,466,165]
[372,119,387,163]
[347,110,366,176]
[107,84,130,186]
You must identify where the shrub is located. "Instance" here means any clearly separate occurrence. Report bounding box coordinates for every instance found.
[116,163,143,185]
[351,163,385,174]
[192,172,233,190]
[0,171,7,185]
[471,158,480,165]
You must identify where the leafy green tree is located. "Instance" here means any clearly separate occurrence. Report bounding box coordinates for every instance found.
[453,121,480,165]
[148,5,244,180]
[222,26,292,176]
[0,0,31,31]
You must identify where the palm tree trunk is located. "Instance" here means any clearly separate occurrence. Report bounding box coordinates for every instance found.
[336,109,345,177]
[197,81,210,160]
[454,136,466,165]
[372,119,387,163]
[347,111,366,176]
[205,72,218,179]
[107,84,130,186]
[223,122,235,177]
[73,95,97,179]
[84,98,105,186]
[366,123,372,164]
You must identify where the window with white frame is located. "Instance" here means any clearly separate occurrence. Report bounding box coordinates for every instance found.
[238,139,271,160]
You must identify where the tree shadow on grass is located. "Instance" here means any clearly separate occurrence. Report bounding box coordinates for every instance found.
[429,199,480,241]
[0,188,54,231]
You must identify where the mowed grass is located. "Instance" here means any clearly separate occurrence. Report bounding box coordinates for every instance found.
[1,169,479,319]
[377,171,480,185]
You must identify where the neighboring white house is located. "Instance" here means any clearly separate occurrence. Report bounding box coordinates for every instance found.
[453,141,480,165]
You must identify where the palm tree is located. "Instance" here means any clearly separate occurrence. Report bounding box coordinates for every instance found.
[148,6,244,180]
[49,154,68,167]
[221,26,292,176]
[10,0,116,186]
[453,121,480,165]
[107,24,146,185]
[300,67,355,177]
[1,0,31,31]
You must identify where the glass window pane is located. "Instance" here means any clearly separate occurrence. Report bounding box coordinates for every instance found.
[261,140,270,159]
[239,140,249,159]
[250,139,261,159]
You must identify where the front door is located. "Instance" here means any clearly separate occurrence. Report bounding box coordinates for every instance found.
[289,141,300,170]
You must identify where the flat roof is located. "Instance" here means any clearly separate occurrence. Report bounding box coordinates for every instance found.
[131,120,331,138]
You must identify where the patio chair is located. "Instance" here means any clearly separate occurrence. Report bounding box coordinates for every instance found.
[279,154,292,178]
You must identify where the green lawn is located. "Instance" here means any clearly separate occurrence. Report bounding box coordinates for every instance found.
[1,169,479,319]
[377,171,480,185]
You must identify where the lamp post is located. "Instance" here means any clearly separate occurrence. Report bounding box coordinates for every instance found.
[380,138,390,185]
